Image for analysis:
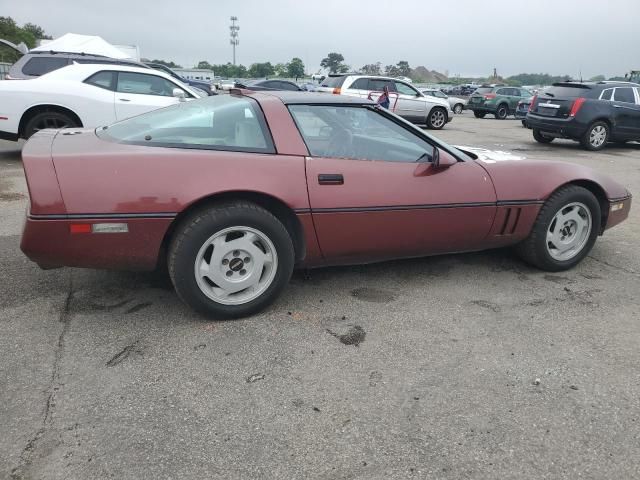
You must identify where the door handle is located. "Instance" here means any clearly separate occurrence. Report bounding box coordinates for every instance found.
[118,98,131,102]
[318,174,344,185]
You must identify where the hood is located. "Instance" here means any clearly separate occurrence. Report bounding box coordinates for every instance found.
[455,145,630,201]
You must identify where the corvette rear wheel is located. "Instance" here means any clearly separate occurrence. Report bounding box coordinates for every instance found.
[515,185,600,271]
[24,111,78,139]
[168,201,294,318]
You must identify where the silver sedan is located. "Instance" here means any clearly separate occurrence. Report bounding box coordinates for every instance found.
[422,89,467,114]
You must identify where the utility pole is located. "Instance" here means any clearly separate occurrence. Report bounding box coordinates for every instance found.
[229,16,239,66]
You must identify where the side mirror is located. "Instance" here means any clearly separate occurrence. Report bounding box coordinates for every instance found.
[432,148,457,170]
[173,88,186,102]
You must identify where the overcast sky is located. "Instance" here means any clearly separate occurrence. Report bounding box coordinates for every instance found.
[4,0,639,78]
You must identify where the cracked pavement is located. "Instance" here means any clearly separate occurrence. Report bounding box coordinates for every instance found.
[1,115,639,479]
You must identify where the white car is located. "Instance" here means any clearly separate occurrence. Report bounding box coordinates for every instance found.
[422,88,467,114]
[0,63,202,141]
[316,74,453,129]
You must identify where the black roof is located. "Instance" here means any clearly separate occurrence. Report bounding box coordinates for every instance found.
[253,91,374,105]
[552,81,640,88]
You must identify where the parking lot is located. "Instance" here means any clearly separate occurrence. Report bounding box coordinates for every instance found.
[1,112,639,479]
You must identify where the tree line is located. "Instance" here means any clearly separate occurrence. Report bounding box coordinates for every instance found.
[0,21,626,85]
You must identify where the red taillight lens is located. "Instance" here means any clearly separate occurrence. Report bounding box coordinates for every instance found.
[332,87,341,94]
[483,93,496,100]
[70,224,91,234]
[569,97,586,117]
[528,95,537,112]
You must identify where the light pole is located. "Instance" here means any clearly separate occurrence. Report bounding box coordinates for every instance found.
[230,16,239,66]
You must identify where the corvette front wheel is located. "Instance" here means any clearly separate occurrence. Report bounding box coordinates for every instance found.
[515,185,601,272]
[168,202,294,318]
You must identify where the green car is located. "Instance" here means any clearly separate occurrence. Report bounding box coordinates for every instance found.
[467,85,533,119]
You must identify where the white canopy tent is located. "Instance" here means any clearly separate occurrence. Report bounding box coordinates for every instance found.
[32,33,134,59]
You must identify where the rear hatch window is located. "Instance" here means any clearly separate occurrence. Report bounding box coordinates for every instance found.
[22,57,69,76]
[532,84,594,117]
[473,87,493,95]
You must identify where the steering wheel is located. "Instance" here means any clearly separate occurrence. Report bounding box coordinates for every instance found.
[326,129,354,158]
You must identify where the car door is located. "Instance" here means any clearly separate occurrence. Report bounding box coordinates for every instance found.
[82,70,117,123]
[114,71,186,120]
[288,104,497,263]
[611,87,640,138]
[393,80,427,122]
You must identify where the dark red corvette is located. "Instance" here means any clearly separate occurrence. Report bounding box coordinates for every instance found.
[21,91,631,317]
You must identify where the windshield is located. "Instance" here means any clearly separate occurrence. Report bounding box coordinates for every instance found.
[96,95,274,153]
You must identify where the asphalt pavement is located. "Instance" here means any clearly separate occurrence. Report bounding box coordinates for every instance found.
[1,114,639,480]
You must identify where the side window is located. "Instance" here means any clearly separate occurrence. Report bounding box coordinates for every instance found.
[84,71,116,91]
[495,88,507,96]
[600,88,613,101]
[394,81,419,96]
[288,105,435,162]
[22,57,69,76]
[368,78,392,92]
[613,87,635,104]
[434,91,447,98]
[116,72,181,97]
[350,78,369,90]
[97,96,274,152]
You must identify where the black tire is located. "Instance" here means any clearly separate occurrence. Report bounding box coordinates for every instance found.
[521,120,528,128]
[168,201,295,319]
[426,107,447,129]
[580,121,609,151]
[494,104,509,119]
[23,111,78,139]
[515,185,601,272]
[532,128,554,144]
[453,103,464,114]
[473,111,486,118]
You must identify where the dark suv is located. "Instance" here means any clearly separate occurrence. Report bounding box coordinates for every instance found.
[467,85,533,119]
[7,51,147,80]
[527,82,640,151]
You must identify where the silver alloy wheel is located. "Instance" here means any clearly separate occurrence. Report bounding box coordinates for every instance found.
[194,226,278,305]
[454,104,463,114]
[546,202,592,261]
[589,125,607,148]
[430,109,446,128]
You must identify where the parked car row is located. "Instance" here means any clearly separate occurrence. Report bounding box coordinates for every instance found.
[0,63,203,141]
[7,50,217,96]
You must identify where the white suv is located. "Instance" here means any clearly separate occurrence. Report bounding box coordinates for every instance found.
[317,74,453,129]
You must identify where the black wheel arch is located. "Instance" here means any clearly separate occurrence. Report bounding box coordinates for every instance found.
[19,105,83,138]
[158,191,306,268]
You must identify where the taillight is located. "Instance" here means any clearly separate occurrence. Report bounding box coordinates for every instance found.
[569,97,586,117]
[528,95,537,112]
[332,87,341,94]
[483,93,496,100]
